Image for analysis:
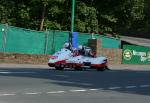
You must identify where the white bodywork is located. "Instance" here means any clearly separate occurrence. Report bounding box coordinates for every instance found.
[66,55,107,65]
[48,48,107,69]
[48,48,73,63]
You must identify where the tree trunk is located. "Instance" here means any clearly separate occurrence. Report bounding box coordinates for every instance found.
[63,0,69,30]
[40,5,46,31]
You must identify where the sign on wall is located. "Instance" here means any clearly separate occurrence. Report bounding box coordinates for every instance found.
[122,45,150,64]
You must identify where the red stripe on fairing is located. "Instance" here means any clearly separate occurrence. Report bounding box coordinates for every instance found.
[48,60,66,66]
[55,60,66,64]
[91,63,106,68]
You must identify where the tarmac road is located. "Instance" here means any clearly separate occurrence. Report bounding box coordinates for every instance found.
[0,64,150,103]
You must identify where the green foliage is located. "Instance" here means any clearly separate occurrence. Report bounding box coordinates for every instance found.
[0,0,149,37]
[75,19,86,32]
[0,0,16,25]
[144,0,150,32]
[44,19,62,30]
[76,1,98,33]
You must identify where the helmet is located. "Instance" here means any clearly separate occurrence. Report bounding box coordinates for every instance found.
[78,45,83,50]
[72,47,77,51]
[64,42,70,48]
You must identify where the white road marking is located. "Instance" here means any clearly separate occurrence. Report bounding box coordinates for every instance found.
[70,89,87,92]
[0,84,150,96]
[0,70,9,71]
[0,93,16,96]
[125,86,137,88]
[24,92,41,95]
[108,87,122,90]
[47,91,65,94]
[89,89,99,91]
[54,81,92,86]
[140,85,150,88]
[0,71,36,74]
[53,75,68,78]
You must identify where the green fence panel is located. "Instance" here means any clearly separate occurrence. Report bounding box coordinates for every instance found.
[101,36,120,48]
[48,31,69,54]
[0,23,121,55]
[122,45,150,64]
[78,33,120,49]
[78,33,92,46]
[46,30,54,54]
[5,26,46,54]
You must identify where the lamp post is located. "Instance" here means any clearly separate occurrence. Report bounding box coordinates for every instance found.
[2,24,8,52]
[70,0,78,49]
[71,0,75,32]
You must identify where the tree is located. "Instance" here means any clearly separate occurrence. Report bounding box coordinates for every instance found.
[75,1,98,33]
[144,0,150,32]
[115,0,144,31]
[0,0,16,25]
[0,0,149,38]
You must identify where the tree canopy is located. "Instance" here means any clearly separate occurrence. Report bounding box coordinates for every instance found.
[0,0,149,37]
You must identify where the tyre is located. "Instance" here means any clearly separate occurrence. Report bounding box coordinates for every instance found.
[97,67,105,71]
[105,66,110,70]
[55,64,64,70]
[74,67,83,71]
[48,63,55,67]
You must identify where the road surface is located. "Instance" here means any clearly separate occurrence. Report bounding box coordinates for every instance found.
[0,64,150,103]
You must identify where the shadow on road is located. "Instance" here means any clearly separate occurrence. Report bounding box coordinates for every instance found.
[0,67,150,96]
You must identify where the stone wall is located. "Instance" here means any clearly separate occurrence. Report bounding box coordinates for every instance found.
[0,52,49,64]
[88,39,122,64]
[0,49,122,65]
[98,49,122,64]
